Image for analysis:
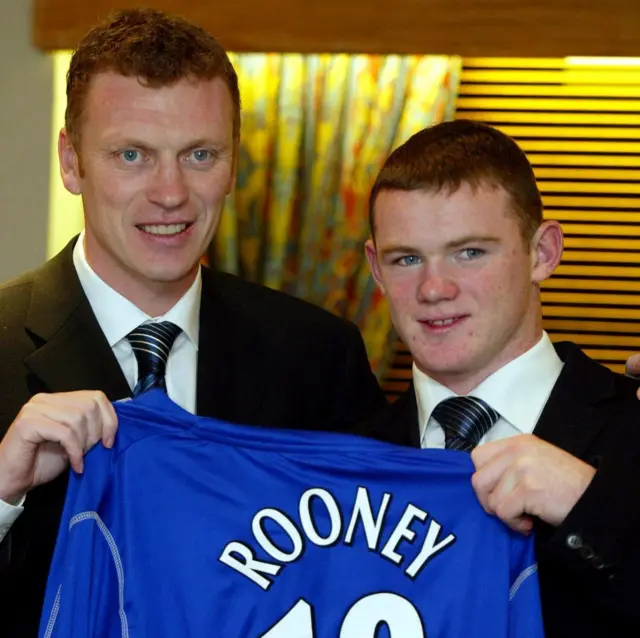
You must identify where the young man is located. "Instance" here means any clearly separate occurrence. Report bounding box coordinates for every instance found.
[364,119,640,637]
[0,9,384,635]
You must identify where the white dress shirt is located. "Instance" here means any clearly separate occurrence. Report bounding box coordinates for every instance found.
[0,232,202,539]
[415,332,563,448]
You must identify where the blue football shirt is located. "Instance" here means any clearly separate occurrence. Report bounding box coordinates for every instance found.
[39,390,543,638]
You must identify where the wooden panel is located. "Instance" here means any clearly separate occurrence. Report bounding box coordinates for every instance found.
[457,97,640,111]
[476,113,640,126]
[535,168,640,180]
[461,69,640,84]
[542,307,640,319]
[549,211,640,223]
[519,140,640,154]
[556,223,640,234]
[546,279,640,292]
[538,182,640,194]
[461,85,640,98]
[33,0,640,56]
[563,237,640,250]
[561,251,639,264]
[500,127,640,140]
[556,264,640,277]
[544,319,640,333]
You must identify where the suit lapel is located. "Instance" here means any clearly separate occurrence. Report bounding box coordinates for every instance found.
[533,341,615,459]
[195,271,229,418]
[366,383,421,447]
[196,268,266,420]
[23,240,131,401]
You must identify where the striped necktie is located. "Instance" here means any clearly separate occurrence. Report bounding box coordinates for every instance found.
[126,321,182,397]
[431,396,500,452]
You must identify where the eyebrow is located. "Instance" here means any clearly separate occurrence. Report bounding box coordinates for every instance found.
[105,138,229,152]
[182,138,230,151]
[444,235,501,249]
[378,245,421,258]
[378,235,500,258]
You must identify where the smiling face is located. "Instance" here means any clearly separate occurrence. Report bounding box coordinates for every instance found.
[366,182,563,394]
[58,72,236,314]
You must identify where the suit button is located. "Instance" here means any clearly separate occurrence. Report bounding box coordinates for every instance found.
[592,556,606,570]
[580,545,595,560]
[566,534,583,549]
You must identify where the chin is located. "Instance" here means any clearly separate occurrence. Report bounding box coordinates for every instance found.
[138,265,196,285]
[416,354,471,376]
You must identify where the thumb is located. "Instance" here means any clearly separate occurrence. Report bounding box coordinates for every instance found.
[625,353,640,379]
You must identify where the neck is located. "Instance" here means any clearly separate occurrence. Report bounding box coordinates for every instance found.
[84,248,197,318]
[421,325,544,396]
[115,276,196,317]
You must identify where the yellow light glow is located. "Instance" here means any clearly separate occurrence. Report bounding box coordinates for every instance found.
[47,51,84,259]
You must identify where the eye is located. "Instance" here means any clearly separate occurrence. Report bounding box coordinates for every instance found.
[190,149,213,162]
[459,248,485,260]
[120,149,142,163]
[397,255,422,267]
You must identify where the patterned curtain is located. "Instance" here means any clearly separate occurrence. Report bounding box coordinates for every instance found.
[211,54,461,375]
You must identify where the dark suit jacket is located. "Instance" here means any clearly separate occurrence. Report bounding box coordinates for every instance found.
[0,238,386,635]
[363,341,640,637]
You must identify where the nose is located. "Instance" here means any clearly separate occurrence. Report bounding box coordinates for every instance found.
[147,161,189,210]
[417,267,459,303]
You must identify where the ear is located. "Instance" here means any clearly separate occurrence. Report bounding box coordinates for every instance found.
[365,238,386,295]
[226,137,239,195]
[58,128,82,195]
[530,219,564,284]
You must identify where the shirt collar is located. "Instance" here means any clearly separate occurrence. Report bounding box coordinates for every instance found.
[72,231,201,348]
[414,332,563,436]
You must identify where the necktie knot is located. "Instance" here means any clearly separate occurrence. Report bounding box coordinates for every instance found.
[431,396,499,452]
[126,321,181,396]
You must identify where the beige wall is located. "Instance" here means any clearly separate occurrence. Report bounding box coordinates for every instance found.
[0,0,52,282]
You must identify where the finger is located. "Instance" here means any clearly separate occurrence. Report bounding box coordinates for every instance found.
[471,453,516,512]
[93,393,118,448]
[30,391,111,452]
[29,402,93,454]
[487,472,530,527]
[473,462,533,534]
[502,514,534,535]
[470,438,511,469]
[30,419,86,474]
[515,516,534,535]
[73,392,113,452]
[625,353,640,379]
[19,392,113,459]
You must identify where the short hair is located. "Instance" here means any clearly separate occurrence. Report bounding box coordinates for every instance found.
[65,8,241,149]
[369,120,543,241]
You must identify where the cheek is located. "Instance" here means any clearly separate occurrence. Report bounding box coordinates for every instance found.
[83,182,144,237]
[468,263,517,306]
[85,167,141,207]
[384,277,418,310]
[196,167,234,201]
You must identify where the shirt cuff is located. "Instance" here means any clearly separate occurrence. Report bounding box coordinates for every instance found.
[0,495,25,543]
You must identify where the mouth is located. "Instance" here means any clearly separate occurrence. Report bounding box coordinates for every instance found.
[136,222,193,237]
[419,316,468,331]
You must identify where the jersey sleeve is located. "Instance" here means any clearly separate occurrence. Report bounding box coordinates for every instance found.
[508,532,545,638]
